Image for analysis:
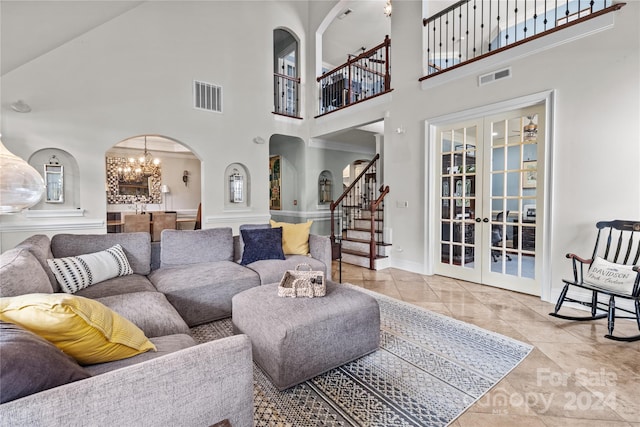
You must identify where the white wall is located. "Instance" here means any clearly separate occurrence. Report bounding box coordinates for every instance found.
[304,0,640,301]
[2,0,639,305]
[0,0,310,247]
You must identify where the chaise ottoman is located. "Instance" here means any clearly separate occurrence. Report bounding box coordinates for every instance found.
[231,281,380,390]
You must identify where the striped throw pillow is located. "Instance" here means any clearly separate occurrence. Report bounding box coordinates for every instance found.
[47,244,133,294]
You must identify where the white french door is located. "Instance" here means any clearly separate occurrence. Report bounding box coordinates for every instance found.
[434,105,544,295]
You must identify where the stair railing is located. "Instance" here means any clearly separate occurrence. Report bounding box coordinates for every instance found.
[330,153,390,270]
[317,36,392,117]
[368,185,390,270]
[330,154,380,245]
[421,0,625,80]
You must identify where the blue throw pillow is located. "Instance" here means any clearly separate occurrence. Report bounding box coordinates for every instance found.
[240,227,285,265]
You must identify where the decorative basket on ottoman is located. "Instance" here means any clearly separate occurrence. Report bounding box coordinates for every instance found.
[278,263,325,298]
[231,281,380,390]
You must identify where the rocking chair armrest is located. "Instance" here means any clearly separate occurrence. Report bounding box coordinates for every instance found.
[565,253,592,264]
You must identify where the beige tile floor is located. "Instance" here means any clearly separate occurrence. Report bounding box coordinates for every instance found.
[332,262,640,427]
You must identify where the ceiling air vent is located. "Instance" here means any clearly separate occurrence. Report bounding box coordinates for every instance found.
[337,8,353,19]
[478,67,512,86]
[193,80,222,113]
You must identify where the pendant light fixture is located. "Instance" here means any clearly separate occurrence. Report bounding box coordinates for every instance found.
[0,140,45,214]
[384,0,392,17]
[523,115,538,141]
[117,136,160,183]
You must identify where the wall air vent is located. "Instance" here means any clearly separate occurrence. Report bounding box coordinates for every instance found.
[193,80,222,113]
[478,67,512,86]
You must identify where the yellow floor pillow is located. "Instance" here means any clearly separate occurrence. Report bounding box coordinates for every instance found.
[0,293,156,365]
[270,220,313,255]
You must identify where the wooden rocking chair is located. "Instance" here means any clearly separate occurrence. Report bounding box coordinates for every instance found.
[549,220,640,342]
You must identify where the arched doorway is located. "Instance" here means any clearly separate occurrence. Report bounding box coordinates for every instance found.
[105,135,201,232]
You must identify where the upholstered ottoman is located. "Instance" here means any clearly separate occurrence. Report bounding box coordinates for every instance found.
[232,281,380,390]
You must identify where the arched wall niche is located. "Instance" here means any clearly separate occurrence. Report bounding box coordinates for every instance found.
[28,148,81,212]
[224,163,250,210]
[318,170,334,207]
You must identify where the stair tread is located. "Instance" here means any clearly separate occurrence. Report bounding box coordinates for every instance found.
[349,227,383,233]
[341,248,388,259]
[342,237,391,246]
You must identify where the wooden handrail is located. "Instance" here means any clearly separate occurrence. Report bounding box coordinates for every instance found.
[330,154,379,211]
[274,72,301,83]
[330,153,380,246]
[317,36,390,82]
[420,2,625,81]
[368,185,390,269]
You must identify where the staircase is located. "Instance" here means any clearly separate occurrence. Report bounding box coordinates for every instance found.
[331,154,390,270]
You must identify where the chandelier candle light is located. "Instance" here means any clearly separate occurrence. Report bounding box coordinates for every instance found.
[117,136,160,183]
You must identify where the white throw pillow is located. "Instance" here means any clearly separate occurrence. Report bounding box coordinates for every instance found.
[584,256,638,296]
[47,244,133,294]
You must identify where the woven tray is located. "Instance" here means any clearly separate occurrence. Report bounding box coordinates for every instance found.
[278,263,325,298]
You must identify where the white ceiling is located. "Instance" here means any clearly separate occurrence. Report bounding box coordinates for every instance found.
[1,1,144,76]
[322,1,391,68]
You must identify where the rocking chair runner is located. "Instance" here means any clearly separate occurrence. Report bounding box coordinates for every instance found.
[550,220,640,342]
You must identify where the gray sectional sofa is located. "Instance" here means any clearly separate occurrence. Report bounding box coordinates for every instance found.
[0,227,332,426]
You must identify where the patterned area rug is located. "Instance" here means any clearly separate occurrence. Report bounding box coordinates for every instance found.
[191,284,533,427]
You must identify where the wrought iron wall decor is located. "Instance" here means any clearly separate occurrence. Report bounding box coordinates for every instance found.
[106,156,161,204]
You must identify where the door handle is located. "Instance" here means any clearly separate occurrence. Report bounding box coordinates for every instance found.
[483,218,489,223]
[475,218,481,223]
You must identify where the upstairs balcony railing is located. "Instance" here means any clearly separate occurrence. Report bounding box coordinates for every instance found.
[317,36,391,117]
[421,0,625,79]
[273,73,301,118]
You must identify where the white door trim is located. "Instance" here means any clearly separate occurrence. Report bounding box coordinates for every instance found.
[424,90,556,301]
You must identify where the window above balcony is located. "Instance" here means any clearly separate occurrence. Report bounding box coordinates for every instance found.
[273,28,301,119]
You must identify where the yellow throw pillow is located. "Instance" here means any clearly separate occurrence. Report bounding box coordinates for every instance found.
[270,220,313,255]
[0,293,156,365]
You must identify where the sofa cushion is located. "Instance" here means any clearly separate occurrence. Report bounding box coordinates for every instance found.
[0,293,156,365]
[84,333,196,376]
[161,228,234,268]
[236,223,271,262]
[0,248,53,297]
[51,232,151,275]
[47,244,133,294]
[0,321,91,403]
[240,227,285,265]
[246,255,329,286]
[95,291,190,338]
[270,220,313,255]
[73,274,157,299]
[149,261,260,326]
[16,234,59,292]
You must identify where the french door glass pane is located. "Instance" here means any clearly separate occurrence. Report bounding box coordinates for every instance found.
[440,125,477,267]
[489,114,538,279]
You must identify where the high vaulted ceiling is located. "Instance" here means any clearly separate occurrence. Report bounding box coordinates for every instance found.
[1,1,144,76]
[1,0,391,77]
[1,0,390,151]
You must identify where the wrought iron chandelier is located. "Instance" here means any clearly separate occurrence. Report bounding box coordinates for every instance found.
[117,136,160,183]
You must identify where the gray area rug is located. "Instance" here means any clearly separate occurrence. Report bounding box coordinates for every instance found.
[191,284,533,426]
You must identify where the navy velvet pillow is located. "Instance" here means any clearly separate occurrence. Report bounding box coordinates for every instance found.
[240,227,285,265]
[0,321,91,403]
